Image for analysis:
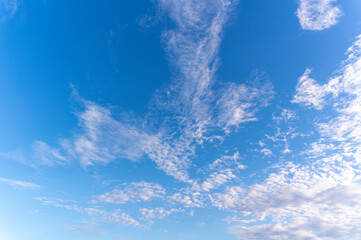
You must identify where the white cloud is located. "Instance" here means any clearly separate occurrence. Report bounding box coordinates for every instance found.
[107,212,143,227]
[0,151,27,165]
[0,177,40,189]
[168,187,204,208]
[2,0,274,185]
[144,138,193,183]
[140,207,181,222]
[157,0,236,139]
[292,68,336,109]
[201,169,236,192]
[208,152,245,170]
[262,126,298,155]
[272,109,296,123]
[61,98,154,167]
[217,81,274,133]
[213,160,361,239]
[294,35,361,148]
[216,34,361,239]
[64,222,106,235]
[93,182,166,204]
[259,148,273,156]
[37,197,143,227]
[61,95,192,183]
[32,141,69,166]
[296,0,342,31]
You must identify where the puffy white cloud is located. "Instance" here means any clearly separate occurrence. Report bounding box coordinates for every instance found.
[296,0,342,31]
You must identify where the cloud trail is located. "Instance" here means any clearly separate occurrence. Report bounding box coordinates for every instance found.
[0,177,40,189]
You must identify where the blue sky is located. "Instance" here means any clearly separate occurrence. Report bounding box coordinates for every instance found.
[1,0,361,239]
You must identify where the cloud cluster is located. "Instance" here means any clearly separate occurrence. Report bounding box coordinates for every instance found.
[1,0,273,186]
[296,0,342,31]
[215,35,361,239]
[93,182,166,204]
[8,1,359,237]
[140,207,181,222]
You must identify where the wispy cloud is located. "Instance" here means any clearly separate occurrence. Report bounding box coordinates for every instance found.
[1,0,276,230]
[218,34,361,240]
[200,169,236,192]
[216,81,274,133]
[1,0,274,185]
[37,197,143,227]
[0,0,18,21]
[292,68,340,109]
[60,97,154,167]
[296,0,342,31]
[272,109,296,123]
[143,0,273,182]
[64,222,107,235]
[93,182,166,204]
[168,187,204,208]
[0,176,40,189]
[214,160,361,239]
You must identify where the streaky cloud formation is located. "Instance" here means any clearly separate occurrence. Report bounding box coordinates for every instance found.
[60,96,154,167]
[36,197,143,227]
[296,0,342,31]
[0,176,40,189]
[64,222,106,235]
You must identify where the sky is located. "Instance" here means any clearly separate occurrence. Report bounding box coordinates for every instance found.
[1,0,361,239]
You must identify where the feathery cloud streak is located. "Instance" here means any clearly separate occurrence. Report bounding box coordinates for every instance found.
[0,177,40,189]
